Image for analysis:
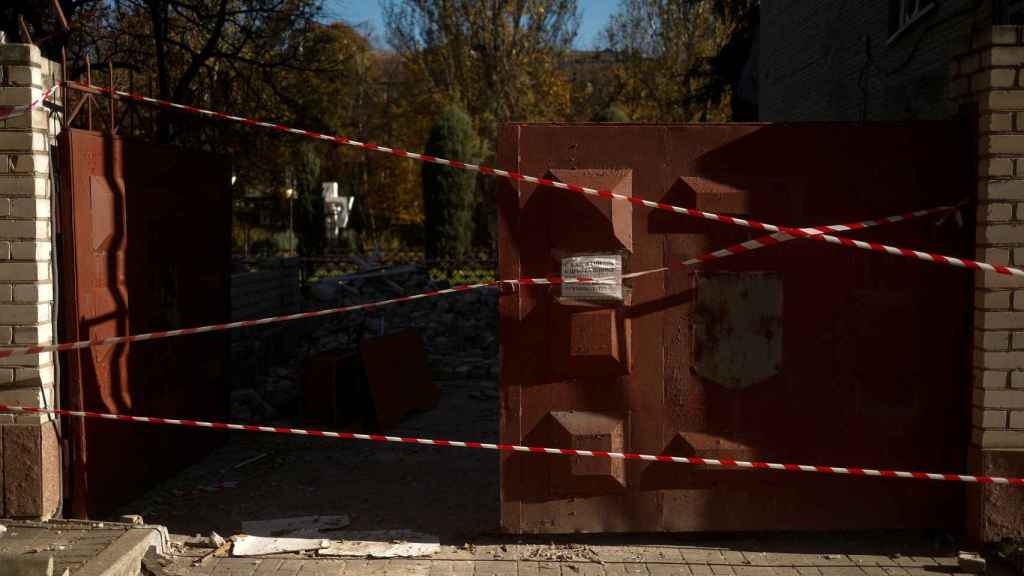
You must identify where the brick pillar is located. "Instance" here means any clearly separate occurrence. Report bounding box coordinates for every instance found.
[951,26,1024,543]
[0,43,62,519]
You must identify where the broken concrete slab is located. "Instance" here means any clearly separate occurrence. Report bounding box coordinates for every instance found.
[318,530,440,558]
[958,551,986,574]
[240,515,351,539]
[76,525,168,576]
[231,535,329,557]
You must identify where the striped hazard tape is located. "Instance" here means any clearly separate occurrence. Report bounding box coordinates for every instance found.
[0,83,60,121]
[0,403,1020,486]
[649,204,958,276]
[0,276,549,360]
[65,81,1009,279]
[0,206,951,360]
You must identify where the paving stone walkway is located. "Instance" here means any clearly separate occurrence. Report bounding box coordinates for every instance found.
[0,519,136,574]
[155,534,997,576]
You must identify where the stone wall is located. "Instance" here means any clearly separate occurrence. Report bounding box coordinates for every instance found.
[0,43,61,519]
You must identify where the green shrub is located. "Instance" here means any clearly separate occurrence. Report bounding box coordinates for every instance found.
[591,104,631,123]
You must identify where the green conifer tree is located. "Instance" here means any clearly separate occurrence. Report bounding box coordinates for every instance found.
[422,104,480,260]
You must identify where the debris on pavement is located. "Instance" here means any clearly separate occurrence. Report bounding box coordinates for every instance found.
[172,534,212,548]
[958,551,986,573]
[231,534,330,557]
[29,544,67,553]
[119,515,144,525]
[142,546,174,576]
[231,453,267,470]
[523,543,602,563]
[240,515,351,539]
[208,532,226,547]
[231,388,277,422]
[194,538,233,566]
[318,530,440,558]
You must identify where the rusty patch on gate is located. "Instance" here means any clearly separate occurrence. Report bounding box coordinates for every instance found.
[692,272,782,389]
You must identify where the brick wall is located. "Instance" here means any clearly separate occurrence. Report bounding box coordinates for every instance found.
[759,0,982,121]
[0,43,61,519]
[950,25,1024,543]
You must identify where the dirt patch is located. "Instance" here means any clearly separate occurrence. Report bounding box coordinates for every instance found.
[119,266,500,541]
[118,377,499,541]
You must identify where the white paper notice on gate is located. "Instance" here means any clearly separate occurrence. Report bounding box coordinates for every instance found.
[560,254,623,303]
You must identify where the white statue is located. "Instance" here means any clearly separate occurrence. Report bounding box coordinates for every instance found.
[322,182,355,240]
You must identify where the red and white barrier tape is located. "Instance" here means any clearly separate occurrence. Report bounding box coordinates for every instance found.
[254,204,954,275]
[0,83,60,121]
[656,204,958,274]
[264,255,497,264]
[0,403,1019,486]
[0,277,559,360]
[68,81,1006,278]
[64,82,897,238]
[0,206,950,360]
[13,82,998,279]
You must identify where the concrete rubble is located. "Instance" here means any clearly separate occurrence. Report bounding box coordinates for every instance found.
[231,535,330,556]
[226,527,440,560]
[304,264,498,381]
[229,264,498,423]
[317,530,440,558]
[959,550,987,573]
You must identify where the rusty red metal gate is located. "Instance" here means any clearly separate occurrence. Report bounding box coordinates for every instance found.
[497,122,973,533]
[58,128,232,518]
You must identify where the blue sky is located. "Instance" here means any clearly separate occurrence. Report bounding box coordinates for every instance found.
[323,0,619,49]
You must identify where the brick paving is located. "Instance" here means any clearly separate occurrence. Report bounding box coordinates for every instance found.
[155,535,986,576]
[0,519,131,574]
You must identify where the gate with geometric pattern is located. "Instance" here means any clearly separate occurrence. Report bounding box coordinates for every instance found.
[497,121,973,532]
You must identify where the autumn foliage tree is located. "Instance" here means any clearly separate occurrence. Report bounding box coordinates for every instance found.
[382,0,579,252]
[6,0,758,256]
[602,0,757,122]
[383,0,578,148]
